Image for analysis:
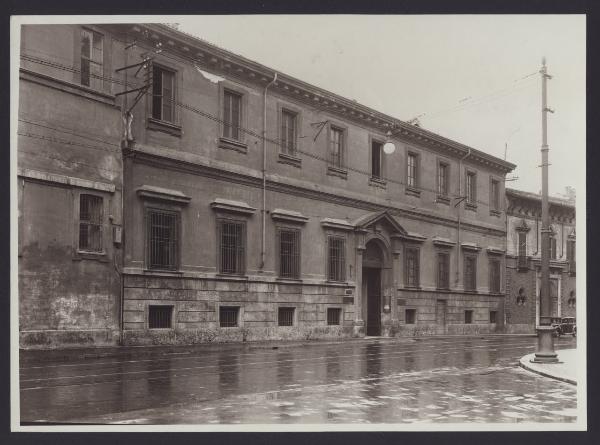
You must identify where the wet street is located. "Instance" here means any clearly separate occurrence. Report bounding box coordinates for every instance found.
[20,335,577,424]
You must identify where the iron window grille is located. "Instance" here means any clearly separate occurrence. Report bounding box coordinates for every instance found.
[279,228,300,279]
[81,29,103,89]
[407,153,418,188]
[464,255,477,291]
[223,89,242,140]
[219,306,239,327]
[147,209,179,270]
[436,252,450,289]
[437,162,449,196]
[327,236,346,282]
[405,248,420,287]
[466,172,476,204]
[79,194,103,252]
[490,310,497,324]
[489,259,501,293]
[218,220,246,275]
[281,109,298,155]
[490,179,500,211]
[327,308,342,326]
[371,141,383,179]
[517,232,528,269]
[278,307,295,326]
[405,309,416,325]
[465,310,473,324]
[329,126,345,168]
[152,66,175,123]
[148,305,173,329]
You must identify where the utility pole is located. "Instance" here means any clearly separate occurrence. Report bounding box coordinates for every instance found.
[533,57,559,363]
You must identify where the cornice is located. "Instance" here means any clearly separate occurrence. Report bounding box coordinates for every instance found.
[107,23,515,174]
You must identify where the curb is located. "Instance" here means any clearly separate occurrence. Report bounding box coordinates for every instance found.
[519,353,576,385]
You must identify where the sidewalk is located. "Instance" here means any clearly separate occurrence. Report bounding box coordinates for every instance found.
[520,348,578,385]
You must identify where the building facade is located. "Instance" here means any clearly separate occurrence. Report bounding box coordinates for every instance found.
[504,188,576,334]
[17,23,516,348]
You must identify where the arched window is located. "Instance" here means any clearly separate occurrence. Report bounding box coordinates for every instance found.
[516,287,526,306]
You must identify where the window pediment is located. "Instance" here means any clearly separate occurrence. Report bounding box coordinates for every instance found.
[211,198,256,215]
[137,185,190,205]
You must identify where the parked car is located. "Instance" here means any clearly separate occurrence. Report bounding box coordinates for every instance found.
[551,317,576,337]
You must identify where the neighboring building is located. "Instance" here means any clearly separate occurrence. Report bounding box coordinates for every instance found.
[17,23,516,348]
[504,188,576,334]
[18,25,123,347]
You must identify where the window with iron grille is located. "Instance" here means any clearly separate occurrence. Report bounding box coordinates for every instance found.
[329,126,345,168]
[327,236,346,282]
[489,259,501,293]
[278,307,295,326]
[81,29,103,89]
[518,232,527,257]
[219,306,239,327]
[281,109,297,155]
[327,308,341,326]
[279,228,300,279]
[218,220,245,275]
[464,255,477,291]
[437,162,449,196]
[490,310,497,324]
[490,178,500,211]
[152,66,175,123]
[405,309,416,324]
[371,140,382,179]
[436,252,450,289]
[148,305,173,329]
[465,310,473,324]
[147,209,179,270]
[407,153,418,188]
[550,237,557,260]
[466,171,477,204]
[79,194,103,252]
[223,89,242,140]
[405,247,420,287]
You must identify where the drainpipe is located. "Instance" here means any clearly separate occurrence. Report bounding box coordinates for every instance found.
[261,72,278,270]
[456,148,471,286]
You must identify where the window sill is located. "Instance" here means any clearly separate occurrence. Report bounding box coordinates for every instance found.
[276,277,303,283]
[489,209,502,217]
[143,269,183,276]
[463,289,478,294]
[369,177,387,189]
[436,195,451,205]
[73,250,108,262]
[219,137,248,154]
[147,117,182,137]
[278,152,302,168]
[405,186,421,197]
[327,165,348,179]
[465,202,478,211]
[215,273,249,281]
[402,285,422,290]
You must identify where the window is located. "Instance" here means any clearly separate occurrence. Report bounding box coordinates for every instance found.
[465,310,473,324]
[516,287,526,306]
[152,66,175,123]
[436,252,450,289]
[568,291,576,308]
[279,228,300,279]
[79,194,103,252]
[489,258,501,293]
[567,239,576,274]
[371,140,383,179]
[550,237,557,260]
[278,307,295,326]
[281,109,297,155]
[405,309,416,325]
[407,152,418,188]
[329,126,345,168]
[464,255,477,291]
[147,209,179,270]
[518,232,527,257]
[81,29,103,89]
[490,310,497,324]
[437,162,449,196]
[490,178,500,211]
[219,220,245,275]
[405,247,420,287]
[327,236,346,282]
[220,306,239,327]
[223,89,242,140]
[327,308,341,326]
[466,171,477,205]
[149,305,172,329]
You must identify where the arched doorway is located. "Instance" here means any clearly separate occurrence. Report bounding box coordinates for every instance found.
[363,240,384,336]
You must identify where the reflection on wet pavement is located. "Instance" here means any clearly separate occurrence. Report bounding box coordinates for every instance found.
[20,336,578,424]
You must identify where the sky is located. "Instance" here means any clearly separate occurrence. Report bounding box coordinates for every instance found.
[176,15,586,198]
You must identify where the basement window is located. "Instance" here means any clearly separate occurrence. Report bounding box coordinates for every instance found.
[490,310,498,324]
[405,309,416,325]
[465,310,473,324]
[278,307,295,326]
[327,308,341,326]
[219,306,239,328]
[148,305,173,329]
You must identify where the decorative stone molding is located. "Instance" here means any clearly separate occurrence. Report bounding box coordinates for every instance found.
[461,242,482,252]
[136,185,190,204]
[432,236,456,248]
[210,198,256,215]
[321,218,354,231]
[486,247,506,255]
[401,232,427,243]
[18,168,116,193]
[271,208,308,224]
